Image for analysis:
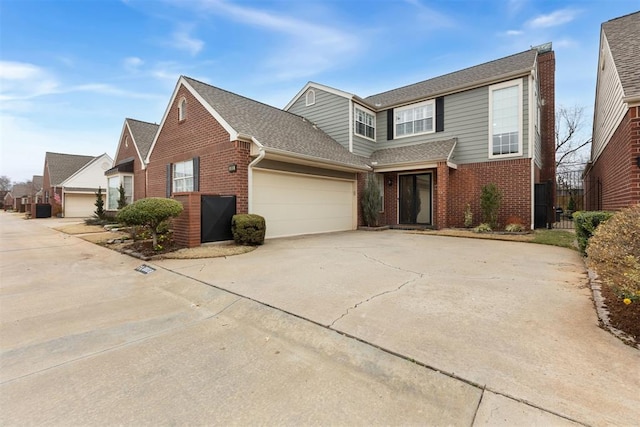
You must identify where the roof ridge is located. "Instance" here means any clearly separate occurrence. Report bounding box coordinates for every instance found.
[365,48,536,100]
[182,75,307,122]
[126,117,159,126]
[603,10,639,24]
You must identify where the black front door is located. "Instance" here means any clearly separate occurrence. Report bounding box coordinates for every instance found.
[399,174,432,224]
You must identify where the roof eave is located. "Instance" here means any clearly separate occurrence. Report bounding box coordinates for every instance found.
[262,147,371,172]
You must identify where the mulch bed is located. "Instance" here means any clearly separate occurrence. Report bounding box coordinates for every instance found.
[599,284,640,344]
[123,240,185,258]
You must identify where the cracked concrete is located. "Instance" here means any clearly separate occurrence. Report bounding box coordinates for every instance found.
[156,229,640,426]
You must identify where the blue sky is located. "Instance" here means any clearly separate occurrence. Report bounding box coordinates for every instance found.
[1,0,638,182]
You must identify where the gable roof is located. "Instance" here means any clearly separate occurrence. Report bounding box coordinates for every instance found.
[365,49,538,109]
[152,76,370,170]
[602,11,640,98]
[45,152,97,186]
[32,175,43,191]
[125,118,158,161]
[9,183,32,198]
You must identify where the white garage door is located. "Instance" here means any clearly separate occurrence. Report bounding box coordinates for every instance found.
[252,169,356,238]
[64,193,96,218]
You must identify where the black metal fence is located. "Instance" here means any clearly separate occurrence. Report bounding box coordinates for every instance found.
[554,171,584,229]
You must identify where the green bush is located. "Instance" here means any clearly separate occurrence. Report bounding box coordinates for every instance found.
[232,214,266,245]
[505,223,525,232]
[361,174,382,227]
[474,223,492,233]
[463,203,473,228]
[587,205,640,301]
[116,198,183,248]
[573,210,613,253]
[480,183,502,229]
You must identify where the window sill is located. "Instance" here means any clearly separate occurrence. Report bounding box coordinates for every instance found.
[394,129,435,139]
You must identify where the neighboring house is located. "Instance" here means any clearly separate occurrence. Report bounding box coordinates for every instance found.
[144,44,554,247]
[286,44,556,230]
[5,183,31,212]
[42,152,113,218]
[0,190,7,209]
[584,11,640,211]
[105,118,158,212]
[32,175,43,204]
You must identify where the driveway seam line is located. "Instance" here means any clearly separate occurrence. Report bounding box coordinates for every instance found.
[0,297,242,386]
[470,386,485,426]
[157,264,587,426]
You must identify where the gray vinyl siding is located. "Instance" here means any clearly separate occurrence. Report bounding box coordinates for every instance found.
[352,106,377,157]
[375,77,529,164]
[287,88,351,151]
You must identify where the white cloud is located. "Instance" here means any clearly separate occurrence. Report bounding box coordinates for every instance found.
[123,56,144,72]
[505,30,524,36]
[527,8,578,28]
[191,0,362,80]
[404,0,456,28]
[168,26,204,56]
[0,61,60,100]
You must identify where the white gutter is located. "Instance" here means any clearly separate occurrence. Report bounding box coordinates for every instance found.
[263,147,371,172]
[248,137,266,213]
[348,99,354,153]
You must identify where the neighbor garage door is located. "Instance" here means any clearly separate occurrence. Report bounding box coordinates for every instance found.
[64,193,96,218]
[252,169,356,238]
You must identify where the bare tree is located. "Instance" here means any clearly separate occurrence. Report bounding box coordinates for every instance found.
[556,105,591,173]
[0,175,10,191]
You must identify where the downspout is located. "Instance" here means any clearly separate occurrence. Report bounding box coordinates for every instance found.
[529,73,535,230]
[247,137,265,213]
[348,99,354,153]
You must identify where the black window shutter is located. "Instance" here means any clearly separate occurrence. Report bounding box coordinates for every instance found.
[387,109,394,140]
[192,157,200,192]
[166,163,172,197]
[436,97,444,132]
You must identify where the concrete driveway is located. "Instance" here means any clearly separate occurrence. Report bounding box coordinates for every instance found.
[156,230,640,426]
[1,213,638,426]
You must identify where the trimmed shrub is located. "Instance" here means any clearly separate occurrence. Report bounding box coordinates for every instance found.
[463,203,473,228]
[505,223,525,232]
[362,173,382,227]
[587,205,640,301]
[232,214,266,245]
[480,183,502,229]
[94,187,105,220]
[573,210,613,253]
[474,223,492,233]
[116,198,183,248]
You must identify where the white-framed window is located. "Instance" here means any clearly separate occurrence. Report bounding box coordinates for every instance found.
[107,175,133,210]
[394,100,435,138]
[173,160,194,193]
[178,97,187,121]
[489,79,522,158]
[305,89,315,106]
[355,106,376,140]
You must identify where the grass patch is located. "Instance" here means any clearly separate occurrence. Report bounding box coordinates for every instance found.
[531,229,577,250]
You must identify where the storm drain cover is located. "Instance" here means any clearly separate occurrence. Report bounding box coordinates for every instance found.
[135,264,156,274]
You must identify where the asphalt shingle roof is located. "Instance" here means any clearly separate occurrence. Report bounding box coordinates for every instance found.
[184,77,369,169]
[369,139,456,166]
[365,49,538,109]
[45,152,96,186]
[32,175,43,191]
[126,118,158,160]
[602,11,640,98]
[10,183,32,198]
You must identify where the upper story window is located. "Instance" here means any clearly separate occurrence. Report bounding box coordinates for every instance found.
[489,79,522,157]
[178,97,187,121]
[394,100,434,138]
[305,89,316,106]
[173,159,194,193]
[355,106,375,140]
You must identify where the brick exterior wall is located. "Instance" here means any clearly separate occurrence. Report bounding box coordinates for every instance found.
[538,50,556,196]
[585,106,640,210]
[448,158,532,228]
[172,192,201,248]
[113,125,147,201]
[41,160,63,217]
[147,83,252,246]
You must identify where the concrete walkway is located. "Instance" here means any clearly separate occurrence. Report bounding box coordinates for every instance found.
[1,213,637,425]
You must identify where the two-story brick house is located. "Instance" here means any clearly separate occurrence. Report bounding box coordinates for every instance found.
[286,44,556,229]
[141,45,554,246]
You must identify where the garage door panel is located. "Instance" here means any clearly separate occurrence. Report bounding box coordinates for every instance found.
[64,194,96,218]
[252,170,355,238]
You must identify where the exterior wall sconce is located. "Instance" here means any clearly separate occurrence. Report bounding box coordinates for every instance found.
[228,163,237,173]
[387,178,393,186]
